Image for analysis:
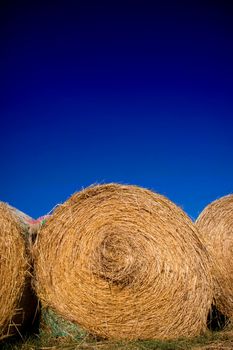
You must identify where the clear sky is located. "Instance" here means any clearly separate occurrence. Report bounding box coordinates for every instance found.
[1,1,233,219]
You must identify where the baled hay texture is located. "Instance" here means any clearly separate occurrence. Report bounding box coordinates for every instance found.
[29,216,50,244]
[34,184,213,340]
[196,194,233,318]
[0,203,35,340]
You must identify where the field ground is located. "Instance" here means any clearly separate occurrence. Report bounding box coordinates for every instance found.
[1,325,233,350]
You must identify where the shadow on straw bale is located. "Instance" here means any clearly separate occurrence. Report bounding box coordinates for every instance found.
[207,304,229,331]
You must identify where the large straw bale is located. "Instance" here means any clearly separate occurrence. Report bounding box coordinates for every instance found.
[34,184,213,340]
[196,194,233,318]
[0,202,36,340]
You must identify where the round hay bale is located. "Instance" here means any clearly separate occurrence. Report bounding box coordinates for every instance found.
[34,184,213,340]
[196,194,233,318]
[0,202,37,340]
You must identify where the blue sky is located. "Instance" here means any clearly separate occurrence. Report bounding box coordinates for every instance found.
[1,1,233,219]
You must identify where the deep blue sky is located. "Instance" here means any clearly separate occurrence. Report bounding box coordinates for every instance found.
[1,1,233,219]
